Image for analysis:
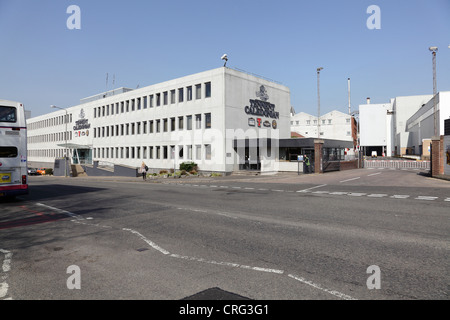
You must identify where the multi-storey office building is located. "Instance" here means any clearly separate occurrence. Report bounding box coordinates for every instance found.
[26,67,291,174]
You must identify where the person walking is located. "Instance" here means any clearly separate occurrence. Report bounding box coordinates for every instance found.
[304,155,311,174]
[141,162,148,181]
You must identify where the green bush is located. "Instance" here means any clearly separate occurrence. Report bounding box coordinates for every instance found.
[45,168,53,175]
[180,161,198,172]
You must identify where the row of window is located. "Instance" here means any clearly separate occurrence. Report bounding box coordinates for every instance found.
[28,114,72,131]
[93,113,211,138]
[291,118,351,126]
[94,82,212,118]
[28,131,72,144]
[93,144,212,161]
[28,149,66,159]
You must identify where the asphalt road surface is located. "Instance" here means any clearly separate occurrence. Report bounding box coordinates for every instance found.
[1,168,449,302]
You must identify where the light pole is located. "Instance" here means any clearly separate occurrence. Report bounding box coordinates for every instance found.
[317,67,323,138]
[429,47,438,137]
[51,105,69,177]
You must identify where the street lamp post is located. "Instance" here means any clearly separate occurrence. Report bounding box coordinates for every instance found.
[51,105,69,177]
[317,67,324,138]
[429,46,438,137]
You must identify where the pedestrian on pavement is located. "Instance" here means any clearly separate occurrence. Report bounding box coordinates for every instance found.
[304,155,311,174]
[141,162,148,181]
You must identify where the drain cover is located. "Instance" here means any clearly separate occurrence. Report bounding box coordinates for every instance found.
[182,287,250,300]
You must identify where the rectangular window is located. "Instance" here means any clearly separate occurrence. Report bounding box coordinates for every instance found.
[0,147,18,158]
[163,91,168,105]
[170,90,176,104]
[149,120,154,133]
[156,93,161,106]
[178,88,184,102]
[126,100,130,112]
[205,113,211,129]
[156,146,160,159]
[163,146,168,159]
[149,146,154,159]
[143,96,147,109]
[187,115,192,130]
[205,144,211,160]
[170,117,176,131]
[178,116,184,130]
[195,114,201,129]
[156,120,160,133]
[195,84,201,99]
[143,121,147,134]
[195,145,201,160]
[187,145,192,160]
[187,86,192,101]
[0,106,17,122]
[150,95,154,108]
[205,82,211,98]
[170,145,175,159]
[163,118,168,132]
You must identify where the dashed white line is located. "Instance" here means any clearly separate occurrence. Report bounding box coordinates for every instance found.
[415,196,438,201]
[367,194,388,198]
[391,195,410,199]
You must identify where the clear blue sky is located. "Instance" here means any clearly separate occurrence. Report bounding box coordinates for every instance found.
[1,0,449,117]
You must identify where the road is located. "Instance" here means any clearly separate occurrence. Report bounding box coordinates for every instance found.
[0,168,449,302]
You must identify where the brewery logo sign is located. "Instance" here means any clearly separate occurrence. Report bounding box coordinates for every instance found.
[245,85,279,125]
[73,108,91,137]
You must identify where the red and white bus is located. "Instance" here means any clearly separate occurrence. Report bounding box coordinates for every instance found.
[0,100,28,198]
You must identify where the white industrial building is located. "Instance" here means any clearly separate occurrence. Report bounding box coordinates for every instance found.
[359,92,449,158]
[26,67,292,175]
[290,110,356,142]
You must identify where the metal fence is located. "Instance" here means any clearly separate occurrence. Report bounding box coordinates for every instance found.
[364,159,430,170]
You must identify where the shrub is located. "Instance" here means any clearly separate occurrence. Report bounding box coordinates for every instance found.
[45,168,53,175]
[189,170,198,175]
[159,170,168,175]
[180,161,198,172]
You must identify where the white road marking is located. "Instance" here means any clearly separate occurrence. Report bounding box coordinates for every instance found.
[348,193,367,197]
[367,172,381,177]
[329,192,348,195]
[122,228,170,255]
[391,195,410,199]
[297,184,327,193]
[445,198,450,202]
[415,196,438,201]
[367,194,388,198]
[340,177,360,183]
[288,274,356,300]
[0,249,12,300]
[35,203,83,220]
